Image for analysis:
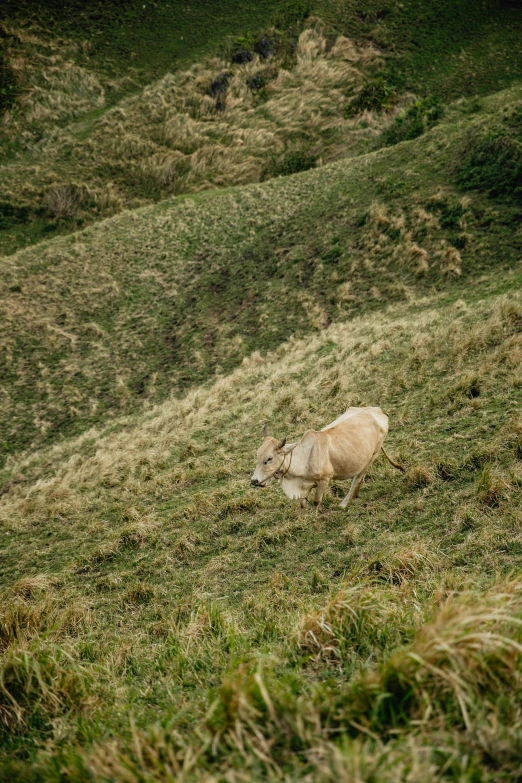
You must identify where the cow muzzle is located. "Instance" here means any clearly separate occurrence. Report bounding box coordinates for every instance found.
[250,477,266,488]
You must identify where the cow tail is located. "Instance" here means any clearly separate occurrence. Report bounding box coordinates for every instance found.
[381,446,406,473]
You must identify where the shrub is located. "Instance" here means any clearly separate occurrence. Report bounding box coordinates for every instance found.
[254,36,277,59]
[382,96,443,146]
[246,72,268,92]
[0,201,30,230]
[345,77,397,117]
[456,127,522,199]
[43,184,83,220]
[264,149,317,179]
[209,72,232,97]
[231,49,253,64]
[426,197,465,229]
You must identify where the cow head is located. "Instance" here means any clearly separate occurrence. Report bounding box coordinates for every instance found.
[250,425,288,487]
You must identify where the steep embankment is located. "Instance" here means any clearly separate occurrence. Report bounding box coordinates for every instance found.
[2,84,521,464]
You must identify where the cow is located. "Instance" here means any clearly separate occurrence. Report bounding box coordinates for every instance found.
[250,407,404,510]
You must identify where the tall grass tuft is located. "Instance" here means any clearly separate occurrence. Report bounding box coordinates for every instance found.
[298,583,410,665]
[343,582,522,733]
[0,643,89,734]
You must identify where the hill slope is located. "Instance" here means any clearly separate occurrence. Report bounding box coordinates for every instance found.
[2,83,522,464]
[1,283,521,779]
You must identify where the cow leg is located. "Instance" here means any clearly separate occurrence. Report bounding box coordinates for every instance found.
[340,471,366,508]
[300,498,307,512]
[351,475,365,500]
[313,479,329,512]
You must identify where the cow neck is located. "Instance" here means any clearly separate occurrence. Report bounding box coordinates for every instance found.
[274,447,293,480]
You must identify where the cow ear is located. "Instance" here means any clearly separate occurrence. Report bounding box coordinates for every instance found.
[263,424,269,438]
[277,437,287,450]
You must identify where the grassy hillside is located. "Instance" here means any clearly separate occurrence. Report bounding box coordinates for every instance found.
[1,283,521,779]
[317,0,522,99]
[0,23,392,256]
[2,83,521,464]
[1,2,522,780]
[0,0,309,255]
[1,1,522,257]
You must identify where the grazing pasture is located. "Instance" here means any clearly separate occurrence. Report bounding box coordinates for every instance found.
[1,285,522,780]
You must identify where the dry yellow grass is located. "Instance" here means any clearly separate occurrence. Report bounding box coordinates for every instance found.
[1,289,520,537]
[1,25,111,136]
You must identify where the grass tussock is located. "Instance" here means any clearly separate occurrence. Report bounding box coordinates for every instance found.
[351,581,522,733]
[406,464,435,488]
[0,643,89,735]
[476,464,511,507]
[12,574,56,599]
[0,597,89,652]
[298,583,409,665]
[364,543,441,586]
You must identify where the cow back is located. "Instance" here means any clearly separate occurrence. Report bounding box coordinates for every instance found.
[323,407,388,479]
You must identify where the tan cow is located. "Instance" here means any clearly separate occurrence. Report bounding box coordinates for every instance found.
[250,407,404,510]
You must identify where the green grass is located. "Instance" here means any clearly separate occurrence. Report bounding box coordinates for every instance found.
[2,0,305,84]
[316,0,522,100]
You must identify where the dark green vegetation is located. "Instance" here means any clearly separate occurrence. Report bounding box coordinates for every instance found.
[345,76,398,116]
[457,102,522,198]
[382,96,444,146]
[0,51,17,114]
[317,0,522,99]
[2,0,306,84]
[1,1,522,780]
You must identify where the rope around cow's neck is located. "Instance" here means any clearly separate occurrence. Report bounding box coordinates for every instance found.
[262,447,294,484]
[275,447,293,479]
